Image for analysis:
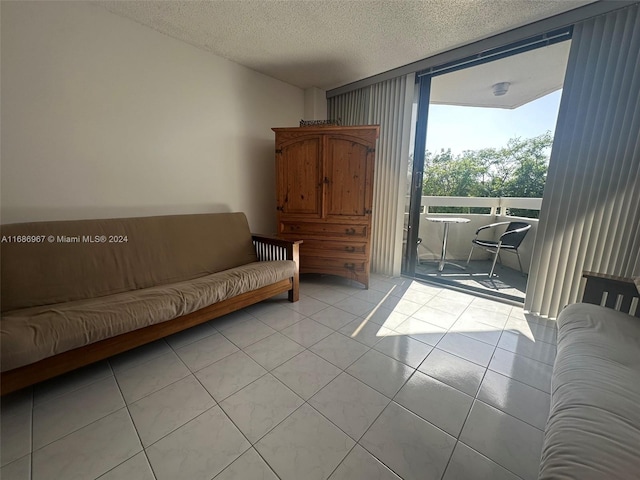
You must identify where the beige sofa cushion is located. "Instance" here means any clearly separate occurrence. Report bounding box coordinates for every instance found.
[539,303,640,479]
[1,260,295,372]
[1,213,258,312]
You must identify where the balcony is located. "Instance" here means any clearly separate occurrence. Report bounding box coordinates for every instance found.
[407,196,542,302]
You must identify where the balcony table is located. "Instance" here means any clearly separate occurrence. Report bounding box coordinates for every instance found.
[425,217,471,271]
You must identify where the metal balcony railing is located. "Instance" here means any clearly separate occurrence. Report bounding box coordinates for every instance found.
[420,196,542,215]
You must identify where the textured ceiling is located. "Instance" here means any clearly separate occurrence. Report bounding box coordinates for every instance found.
[97,0,593,90]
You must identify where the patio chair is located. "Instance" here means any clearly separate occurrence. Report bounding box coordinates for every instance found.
[403,228,423,265]
[466,221,531,277]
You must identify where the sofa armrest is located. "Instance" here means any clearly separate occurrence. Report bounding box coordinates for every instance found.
[252,234,301,250]
[252,234,302,302]
[582,271,639,317]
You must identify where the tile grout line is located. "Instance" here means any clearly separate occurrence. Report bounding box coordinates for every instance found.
[446,439,528,480]
[216,320,281,351]
[439,440,460,480]
[31,364,115,409]
[30,386,34,479]
[323,442,361,480]
[106,359,157,479]
[309,337,373,372]
[142,404,225,476]
[131,377,217,446]
[323,326,437,478]
[20,366,121,475]
[224,309,397,479]
[13,281,334,476]
[321,390,403,479]
[211,444,283,480]
[29,406,141,477]
[103,363,133,472]
[124,408,156,480]
[436,300,499,480]
[474,396,547,433]
[260,284,536,476]
[115,346,214,456]
[217,389,304,480]
[486,350,554,394]
[143,449,159,480]
[109,339,174,376]
[29,377,128,454]
[192,351,310,467]
[484,367,553,397]
[493,344,556,367]
[441,299,549,479]
[20,276,549,480]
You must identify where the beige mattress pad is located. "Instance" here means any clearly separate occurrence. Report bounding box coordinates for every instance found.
[1,260,295,372]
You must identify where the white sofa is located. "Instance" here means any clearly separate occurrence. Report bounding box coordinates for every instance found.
[539,274,640,479]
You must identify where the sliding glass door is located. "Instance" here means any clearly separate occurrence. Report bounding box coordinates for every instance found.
[402,30,571,302]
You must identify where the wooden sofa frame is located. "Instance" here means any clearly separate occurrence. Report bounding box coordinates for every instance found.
[0,235,300,395]
[582,271,639,318]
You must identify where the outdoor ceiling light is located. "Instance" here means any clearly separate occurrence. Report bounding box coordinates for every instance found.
[492,82,511,96]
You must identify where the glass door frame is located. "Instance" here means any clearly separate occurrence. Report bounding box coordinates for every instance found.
[402,75,431,276]
[401,26,573,281]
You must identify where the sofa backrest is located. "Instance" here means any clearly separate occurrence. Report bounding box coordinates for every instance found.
[1,212,258,312]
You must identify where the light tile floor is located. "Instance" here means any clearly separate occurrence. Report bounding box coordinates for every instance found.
[415,260,527,302]
[0,274,557,480]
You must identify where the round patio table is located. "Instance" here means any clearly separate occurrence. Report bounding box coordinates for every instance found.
[425,217,471,272]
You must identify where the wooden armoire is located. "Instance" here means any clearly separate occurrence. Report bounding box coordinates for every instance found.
[272,125,380,288]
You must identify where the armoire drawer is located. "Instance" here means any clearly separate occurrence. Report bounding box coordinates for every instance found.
[301,240,367,256]
[279,222,368,238]
[300,256,367,272]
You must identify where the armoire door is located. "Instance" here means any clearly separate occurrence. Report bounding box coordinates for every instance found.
[276,136,322,217]
[324,135,374,219]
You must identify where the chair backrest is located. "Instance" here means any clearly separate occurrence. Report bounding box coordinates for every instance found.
[501,222,531,248]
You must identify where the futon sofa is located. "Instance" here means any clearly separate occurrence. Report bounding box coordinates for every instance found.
[0,212,300,395]
[539,273,640,479]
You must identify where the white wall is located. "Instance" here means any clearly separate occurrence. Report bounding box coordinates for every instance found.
[0,1,304,233]
[303,87,327,120]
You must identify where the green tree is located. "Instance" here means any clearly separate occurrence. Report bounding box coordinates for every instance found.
[502,133,551,198]
[421,132,553,217]
[422,149,485,197]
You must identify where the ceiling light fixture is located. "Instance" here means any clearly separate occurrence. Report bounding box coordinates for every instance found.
[492,82,511,96]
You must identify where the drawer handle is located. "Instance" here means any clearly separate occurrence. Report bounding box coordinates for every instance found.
[345,246,355,253]
[345,228,356,235]
[344,262,355,270]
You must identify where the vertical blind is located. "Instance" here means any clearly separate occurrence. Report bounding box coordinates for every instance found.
[525,3,640,318]
[327,87,370,125]
[328,75,415,275]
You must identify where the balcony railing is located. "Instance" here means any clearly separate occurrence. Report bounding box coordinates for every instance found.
[407,196,542,275]
[420,195,542,215]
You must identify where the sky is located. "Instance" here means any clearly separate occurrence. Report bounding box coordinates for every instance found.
[412,89,563,156]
